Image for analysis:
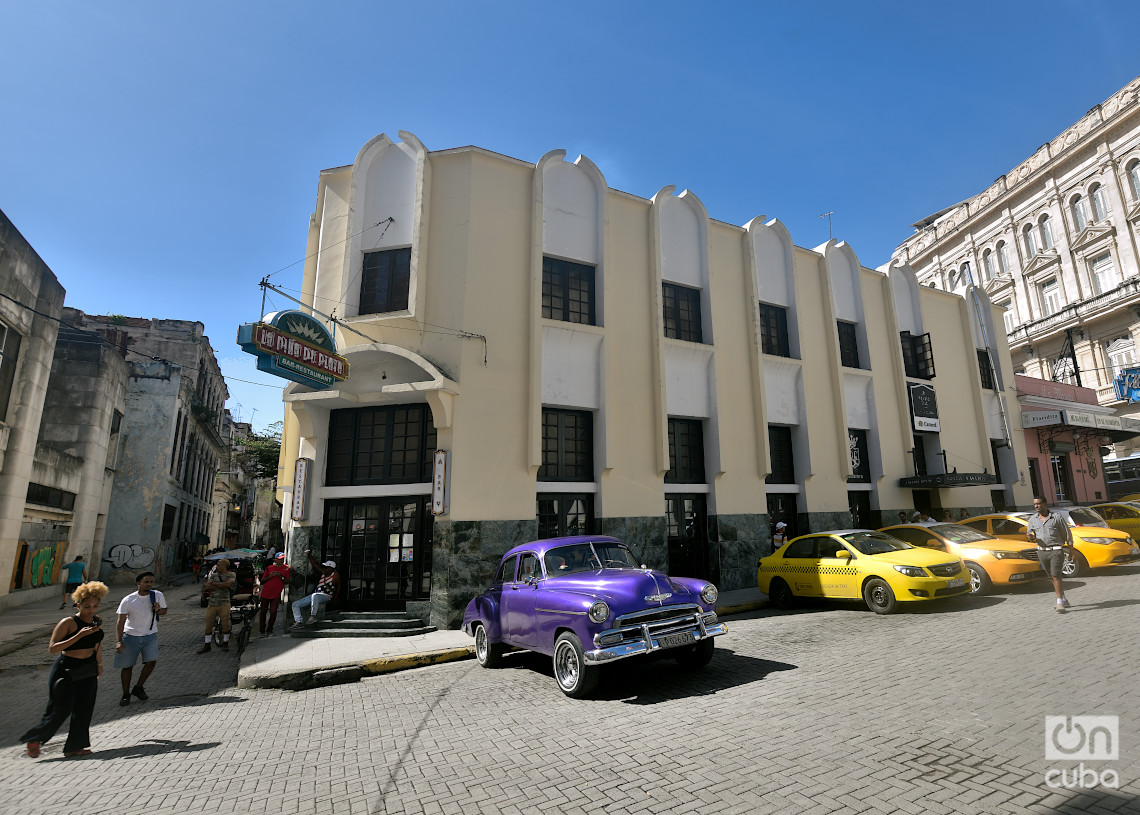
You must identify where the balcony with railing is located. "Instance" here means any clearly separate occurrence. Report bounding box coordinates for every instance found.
[1007,278,1140,348]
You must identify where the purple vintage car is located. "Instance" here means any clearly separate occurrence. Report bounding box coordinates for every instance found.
[462,535,727,697]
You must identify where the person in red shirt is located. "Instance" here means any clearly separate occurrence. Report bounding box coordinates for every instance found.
[258,553,292,638]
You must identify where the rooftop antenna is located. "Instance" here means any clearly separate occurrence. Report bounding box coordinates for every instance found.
[819,211,835,240]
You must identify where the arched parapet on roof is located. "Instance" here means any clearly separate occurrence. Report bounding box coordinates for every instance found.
[884,257,924,336]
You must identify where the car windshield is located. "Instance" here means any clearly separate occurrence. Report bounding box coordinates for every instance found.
[928,524,992,544]
[1065,507,1109,528]
[544,542,637,575]
[841,531,913,554]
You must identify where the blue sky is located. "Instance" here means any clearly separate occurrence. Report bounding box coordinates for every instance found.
[2,1,1137,432]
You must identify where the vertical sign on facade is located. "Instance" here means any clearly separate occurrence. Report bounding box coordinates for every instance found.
[291,458,311,521]
[431,450,448,516]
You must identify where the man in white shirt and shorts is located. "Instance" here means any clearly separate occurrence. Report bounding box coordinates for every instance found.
[114,571,167,707]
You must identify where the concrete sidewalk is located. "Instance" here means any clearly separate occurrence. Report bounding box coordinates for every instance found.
[235,586,769,690]
[0,577,767,691]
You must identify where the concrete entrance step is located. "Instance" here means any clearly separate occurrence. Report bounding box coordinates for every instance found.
[289,624,438,639]
[288,609,436,639]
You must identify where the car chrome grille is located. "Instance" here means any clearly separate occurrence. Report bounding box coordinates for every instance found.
[601,604,711,647]
[928,563,960,577]
[614,604,700,627]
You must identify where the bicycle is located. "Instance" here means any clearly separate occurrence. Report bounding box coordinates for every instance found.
[209,593,257,655]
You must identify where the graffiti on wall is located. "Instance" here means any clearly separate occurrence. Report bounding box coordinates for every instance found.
[28,543,63,588]
[105,543,156,571]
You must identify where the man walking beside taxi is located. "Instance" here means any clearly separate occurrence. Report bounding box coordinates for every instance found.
[1027,496,1074,612]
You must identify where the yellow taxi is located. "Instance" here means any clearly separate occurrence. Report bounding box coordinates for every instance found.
[960,509,1140,577]
[1091,502,1140,539]
[879,522,1045,595]
[757,529,970,614]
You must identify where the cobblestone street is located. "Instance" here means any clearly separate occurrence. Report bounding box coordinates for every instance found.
[2,573,1139,814]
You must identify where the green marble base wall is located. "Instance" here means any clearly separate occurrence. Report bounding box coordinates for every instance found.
[715,513,769,589]
[430,519,537,630]
[598,516,669,571]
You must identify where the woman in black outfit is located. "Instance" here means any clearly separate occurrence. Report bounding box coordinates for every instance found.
[21,580,109,758]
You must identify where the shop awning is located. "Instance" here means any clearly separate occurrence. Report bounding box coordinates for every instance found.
[898,472,998,488]
[1021,409,1140,443]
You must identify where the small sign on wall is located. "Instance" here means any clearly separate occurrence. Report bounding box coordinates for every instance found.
[431,450,448,516]
[292,458,312,521]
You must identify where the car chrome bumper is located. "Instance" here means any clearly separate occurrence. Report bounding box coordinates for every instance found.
[585,612,726,665]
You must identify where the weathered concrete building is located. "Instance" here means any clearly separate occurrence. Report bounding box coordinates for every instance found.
[0,209,66,609]
[88,315,230,584]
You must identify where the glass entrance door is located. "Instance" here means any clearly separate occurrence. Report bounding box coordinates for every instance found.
[666,494,715,582]
[322,497,433,610]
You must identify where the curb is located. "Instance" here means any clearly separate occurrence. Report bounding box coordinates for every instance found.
[716,599,769,617]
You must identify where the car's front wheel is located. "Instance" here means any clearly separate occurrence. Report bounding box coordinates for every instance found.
[553,631,599,698]
[965,562,991,595]
[1061,551,1086,578]
[674,637,714,669]
[473,623,503,668]
[863,578,897,614]
[768,578,795,610]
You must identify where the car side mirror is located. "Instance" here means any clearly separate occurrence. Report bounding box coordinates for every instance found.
[832,550,850,560]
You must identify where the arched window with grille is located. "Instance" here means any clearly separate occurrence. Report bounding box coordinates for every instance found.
[1039,215,1054,250]
[983,249,995,280]
[1128,160,1140,202]
[997,241,1010,275]
[1070,195,1087,232]
[1023,224,1038,258]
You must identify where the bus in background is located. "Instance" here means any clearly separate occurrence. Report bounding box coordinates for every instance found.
[1103,453,1140,501]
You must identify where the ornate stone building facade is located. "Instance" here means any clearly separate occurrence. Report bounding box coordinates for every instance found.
[894,75,1140,479]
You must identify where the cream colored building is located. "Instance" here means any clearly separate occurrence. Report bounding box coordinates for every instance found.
[894,74,1140,479]
[277,132,1032,627]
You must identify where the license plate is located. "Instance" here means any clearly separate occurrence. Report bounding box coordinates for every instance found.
[946,578,965,588]
[658,632,696,650]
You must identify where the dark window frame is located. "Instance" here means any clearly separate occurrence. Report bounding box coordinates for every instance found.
[537,494,595,539]
[767,425,796,485]
[326,404,437,486]
[539,409,594,482]
[977,349,996,390]
[360,247,412,316]
[837,321,861,369]
[542,257,597,325]
[758,302,791,357]
[663,282,703,343]
[666,418,706,484]
[901,331,936,380]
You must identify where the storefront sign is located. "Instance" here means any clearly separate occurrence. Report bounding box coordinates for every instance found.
[1114,368,1140,403]
[1062,409,1098,428]
[1095,415,1123,431]
[908,383,940,432]
[1021,410,1062,428]
[237,310,349,389]
[847,429,870,483]
[291,458,311,521]
[898,472,998,488]
[1123,417,1140,433]
[431,450,448,516]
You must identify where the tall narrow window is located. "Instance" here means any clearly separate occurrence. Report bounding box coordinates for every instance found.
[982,250,995,280]
[360,248,411,315]
[958,262,972,288]
[1090,252,1114,295]
[997,241,1010,275]
[977,349,996,390]
[837,321,861,369]
[539,409,593,481]
[1039,215,1054,250]
[1091,183,1109,221]
[999,300,1016,334]
[1071,195,1087,232]
[766,425,796,484]
[542,257,596,325]
[1106,337,1136,380]
[662,283,703,343]
[900,331,935,379]
[1040,278,1061,317]
[1023,224,1038,258]
[1129,161,1140,202]
[0,321,21,423]
[757,302,791,357]
[666,418,705,483]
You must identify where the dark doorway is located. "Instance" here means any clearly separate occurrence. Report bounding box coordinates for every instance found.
[766,493,800,538]
[1050,455,1074,503]
[666,495,714,582]
[322,497,433,610]
[848,491,872,528]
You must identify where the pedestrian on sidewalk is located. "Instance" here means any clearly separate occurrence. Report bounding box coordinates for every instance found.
[772,522,788,550]
[113,571,167,706]
[191,554,203,583]
[258,553,291,637]
[60,555,88,609]
[290,551,339,630]
[198,559,235,653]
[1027,495,1075,612]
[22,581,109,758]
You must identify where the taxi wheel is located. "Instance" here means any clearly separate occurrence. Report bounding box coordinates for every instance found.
[473,623,503,668]
[1061,552,1086,578]
[965,563,991,595]
[768,578,795,610]
[863,578,897,615]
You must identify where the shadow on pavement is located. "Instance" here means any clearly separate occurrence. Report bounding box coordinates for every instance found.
[40,738,222,761]
[1063,598,1140,612]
